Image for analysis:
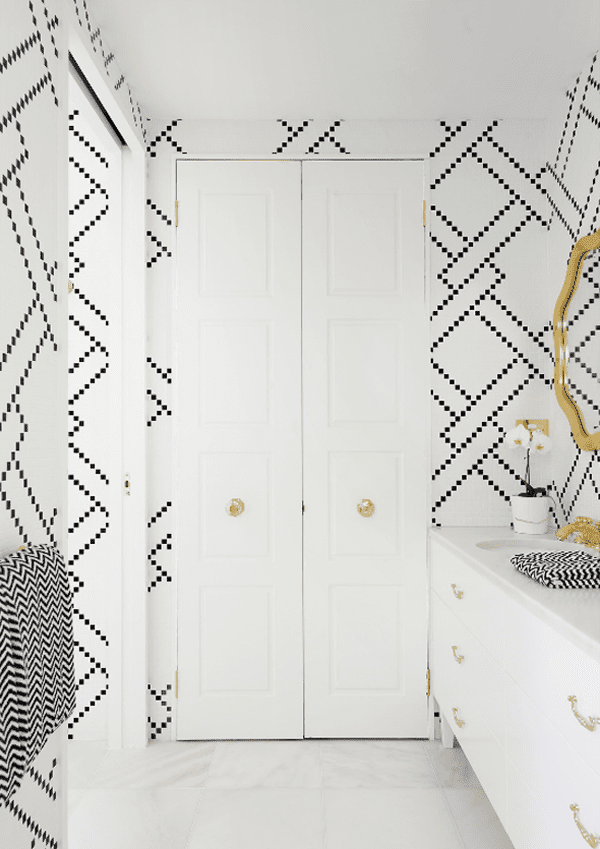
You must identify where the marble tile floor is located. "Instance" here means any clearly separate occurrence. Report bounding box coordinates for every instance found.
[68,738,515,849]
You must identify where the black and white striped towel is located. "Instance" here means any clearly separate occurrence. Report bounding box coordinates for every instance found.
[511,549,600,589]
[0,544,75,806]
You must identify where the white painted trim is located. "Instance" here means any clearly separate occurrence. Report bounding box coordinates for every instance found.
[68,24,147,749]
[67,23,143,152]
[56,21,70,844]
[120,142,148,749]
[422,158,435,740]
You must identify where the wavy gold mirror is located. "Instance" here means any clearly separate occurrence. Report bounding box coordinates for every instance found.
[553,226,600,450]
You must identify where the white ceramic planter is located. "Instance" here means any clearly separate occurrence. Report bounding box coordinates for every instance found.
[510,494,552,535]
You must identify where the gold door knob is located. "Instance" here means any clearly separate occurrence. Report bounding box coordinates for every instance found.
[452,646,465,664]
[452,707,465,728]
[451,583,464,599]
[227,498,245,517]
[357,499,375,517]
[570,805,600,847]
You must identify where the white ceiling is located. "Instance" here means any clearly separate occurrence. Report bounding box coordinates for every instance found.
[87,0,600,121]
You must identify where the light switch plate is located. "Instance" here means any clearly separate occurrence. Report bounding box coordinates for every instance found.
[516,419,549,436]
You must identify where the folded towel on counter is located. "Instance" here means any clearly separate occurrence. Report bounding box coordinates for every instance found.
[0,544,75,806]
[511,549,600,589]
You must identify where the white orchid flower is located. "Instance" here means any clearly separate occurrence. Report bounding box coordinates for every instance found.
[531,430,552,454]
[505,424,530,449]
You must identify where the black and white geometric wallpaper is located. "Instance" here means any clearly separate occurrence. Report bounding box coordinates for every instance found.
[69,0,146,144]
[545,51,600,523]
[0,0,63,843]
[429,120,551,526]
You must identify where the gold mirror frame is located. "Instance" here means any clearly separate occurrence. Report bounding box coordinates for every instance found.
[553,226,600,451]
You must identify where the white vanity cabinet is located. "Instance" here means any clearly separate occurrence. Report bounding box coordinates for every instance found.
[430,528,600,849]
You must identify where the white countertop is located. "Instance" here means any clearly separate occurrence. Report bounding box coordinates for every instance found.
[430,526,600,664]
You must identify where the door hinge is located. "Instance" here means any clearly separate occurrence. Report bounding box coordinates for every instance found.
[175,200,179,227]
[423,200,426,227]
[124,474,130,495]
[175,670,179,698]
[302,501,305,514]
[426,668,430,698]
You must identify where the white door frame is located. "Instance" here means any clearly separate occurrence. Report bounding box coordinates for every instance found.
[68,26,147,749]
[171,156,432,741]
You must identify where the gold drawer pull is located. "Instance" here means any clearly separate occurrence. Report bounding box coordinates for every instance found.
[452,707,465,727]
[451,583,463,599]
[451,646,464,664]
[570,804,600,847]
[568,696,599,732]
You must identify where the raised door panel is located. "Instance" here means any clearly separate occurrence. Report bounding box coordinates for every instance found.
[176,161,302,739]
[303,160,428,738]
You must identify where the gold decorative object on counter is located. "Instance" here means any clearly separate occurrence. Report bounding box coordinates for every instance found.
[555,516,600,553]
[567,696,599,732]
[570,804,600,847]
[227,498,245,517]
[553,226,600,451]
[357,499,375,517]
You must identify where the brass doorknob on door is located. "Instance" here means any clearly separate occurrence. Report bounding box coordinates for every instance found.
[227,498,245,517]
[357,499,375,517]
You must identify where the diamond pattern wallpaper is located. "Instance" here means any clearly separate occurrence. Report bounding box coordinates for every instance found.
[546,52,600,523]
[0,0,64,844]
[429,120,551,526]
[1,0,144,840]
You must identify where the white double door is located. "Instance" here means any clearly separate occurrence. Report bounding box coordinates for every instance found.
[176,159,427,739]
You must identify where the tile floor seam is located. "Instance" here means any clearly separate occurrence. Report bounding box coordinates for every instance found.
[438,784,469,849]
[421,737,443,789]
[183,787,206,849]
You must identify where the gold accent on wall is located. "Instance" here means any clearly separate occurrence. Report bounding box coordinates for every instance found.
[570,804,600,847]
[556,517,600,553]
[568,695,600,731]
[426,669,430,697]
[553,227,600,451]
[227,498,245,517]
[451,583,463,599]
[175,200,179,227]
[357,499,375,517]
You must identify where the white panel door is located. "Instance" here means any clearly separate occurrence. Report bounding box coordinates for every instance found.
[176,161,303,739]
[303,161,428,737]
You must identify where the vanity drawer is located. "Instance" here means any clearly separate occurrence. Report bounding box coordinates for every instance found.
[434,682,507,822]
[505,760,565,849]
[431,592,505,739]
[504,596,600,775]
[430,539,506,662]
[505,674,600,847]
